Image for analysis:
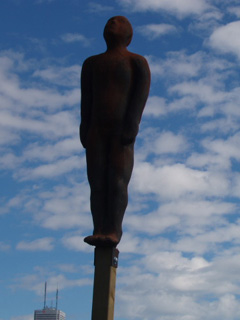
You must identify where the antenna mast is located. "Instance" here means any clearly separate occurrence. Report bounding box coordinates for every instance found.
[44,281,47,309]
[56,287,59,311]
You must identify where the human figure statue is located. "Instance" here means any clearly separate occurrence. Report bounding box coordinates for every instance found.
[80,16,150,247]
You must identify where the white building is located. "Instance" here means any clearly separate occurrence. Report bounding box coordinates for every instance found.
[34,283,66,320]
[34,307,66,320]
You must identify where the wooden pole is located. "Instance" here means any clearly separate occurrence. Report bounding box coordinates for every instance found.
[91,247,119,320]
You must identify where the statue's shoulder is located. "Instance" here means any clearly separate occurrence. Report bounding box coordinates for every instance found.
[129,52,150,76]
[129,52,147,61]
[82,53,104,66]
[81,54,104,76]
[129,52,149,67]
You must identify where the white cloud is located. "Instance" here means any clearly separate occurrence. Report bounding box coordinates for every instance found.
[0,127,19,146]
[137,23,177,39]
[22,137,81,163]
[203,134,240,159]
[42,211,90,230]
[144,96,167,116]
[0,53,80,116]
[13,272,91,296]
[188,7,223,36]
[144,52,239,127]
[118,0,210,17]
[187,133,240,170]
[115,249,240,320]
[117,232,142,253]
[0,192,29,216]
[170,80,226,104]
[24,182,91,231]
[88,2,113,12]
[153,131,188,154]
[0,242,11,251]
[174,222,240,254]
[0,152,21,170]
[125,199,235,238]
[187,150,230,170]
[57,264,78,273]
[126,209,180,235]
[20,156,80,179]
[61,33,90,46]
[0,108,79,146]
[134,129,189,166]
[209,21,240,59]
[33,65,80,87]
[168,96,198,112]
[145,55,164,77]
[142,252,210,273]
[162,51,204,78]
[62,235,92,252]
[16,238,54,251]
[132,162,229,200]
[0,68,79,112]
[228,6,240,18]
[0,51,84,191]
[147,51,232,81]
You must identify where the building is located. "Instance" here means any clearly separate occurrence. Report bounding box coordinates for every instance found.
[34,308,66,320]
[34,282,66,320]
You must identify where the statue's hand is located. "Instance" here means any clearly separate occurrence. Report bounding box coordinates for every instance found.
[121,133,135,145]
[121,121,139,145]
[80,134,87,149]
[79,125,88,149]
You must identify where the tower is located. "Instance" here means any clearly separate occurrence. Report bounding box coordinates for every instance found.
[34,282,66,320]
[34,308,66,320]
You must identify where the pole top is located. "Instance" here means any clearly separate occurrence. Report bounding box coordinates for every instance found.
[94,247,119,268]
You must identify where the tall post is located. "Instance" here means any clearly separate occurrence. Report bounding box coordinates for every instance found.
[91,247,119,320]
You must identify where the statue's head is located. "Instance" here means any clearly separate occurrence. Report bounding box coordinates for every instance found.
[104,16,133,48]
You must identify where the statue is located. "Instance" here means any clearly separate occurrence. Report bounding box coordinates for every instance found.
[80,16,150,247]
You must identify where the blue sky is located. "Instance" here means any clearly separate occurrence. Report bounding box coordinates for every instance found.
[1,0,240,319]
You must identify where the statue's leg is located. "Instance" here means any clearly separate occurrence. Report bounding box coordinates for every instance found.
[105,140,134,243]
[86,138,107,236]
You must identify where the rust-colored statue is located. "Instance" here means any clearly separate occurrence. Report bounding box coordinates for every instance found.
[80,16,150,247]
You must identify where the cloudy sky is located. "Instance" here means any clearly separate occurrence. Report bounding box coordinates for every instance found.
[1,0,240,319]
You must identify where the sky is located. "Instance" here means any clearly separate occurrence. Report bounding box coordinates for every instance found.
[1,0,240,319]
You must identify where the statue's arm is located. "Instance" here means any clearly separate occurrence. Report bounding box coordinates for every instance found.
[80,58,92,149]
[122,56,151,145]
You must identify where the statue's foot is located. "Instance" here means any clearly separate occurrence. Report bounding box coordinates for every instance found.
[84,233,120,247]
[84,235,101,246]
[104,233,120,247]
